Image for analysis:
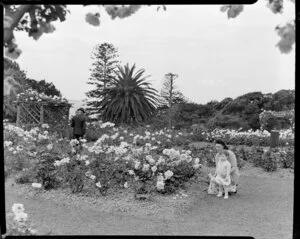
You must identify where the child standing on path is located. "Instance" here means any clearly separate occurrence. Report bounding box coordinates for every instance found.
[209,151,231,199]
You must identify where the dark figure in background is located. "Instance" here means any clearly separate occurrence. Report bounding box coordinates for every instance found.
[71,108,86,140]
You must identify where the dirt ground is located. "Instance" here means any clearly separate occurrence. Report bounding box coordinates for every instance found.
[5,162,294,239]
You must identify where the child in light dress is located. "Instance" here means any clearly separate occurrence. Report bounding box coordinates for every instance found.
[208,151,231,199]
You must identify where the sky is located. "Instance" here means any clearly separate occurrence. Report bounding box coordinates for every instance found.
[14,2,295,105]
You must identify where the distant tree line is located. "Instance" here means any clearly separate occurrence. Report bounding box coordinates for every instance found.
[148,90,295,131]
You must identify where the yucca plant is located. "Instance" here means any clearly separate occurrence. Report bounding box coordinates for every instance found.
[98,63,159,124]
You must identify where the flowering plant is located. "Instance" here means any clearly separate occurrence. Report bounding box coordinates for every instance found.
[6,203,37,236]
[192,127,294,147]
[16,88,69,104]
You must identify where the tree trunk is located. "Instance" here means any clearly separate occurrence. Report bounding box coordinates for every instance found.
[168,78,173,129]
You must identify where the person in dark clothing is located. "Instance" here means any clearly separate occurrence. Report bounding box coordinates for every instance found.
[71,108,86,140]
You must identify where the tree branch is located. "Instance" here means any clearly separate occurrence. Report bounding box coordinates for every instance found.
[4,5,35,44]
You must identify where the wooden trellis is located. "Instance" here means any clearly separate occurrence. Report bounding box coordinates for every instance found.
[15,100,71,136]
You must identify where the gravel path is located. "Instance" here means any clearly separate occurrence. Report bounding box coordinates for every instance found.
[5,166,294,238]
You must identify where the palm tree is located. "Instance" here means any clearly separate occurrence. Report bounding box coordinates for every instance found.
[97,63,159,124]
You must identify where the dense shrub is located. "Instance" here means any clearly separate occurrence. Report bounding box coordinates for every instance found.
[64,155,87,193]
[34,152,62,190]
[85,126,103,141]
[189,143,217,167]
[281,147,294,169]
[260,150,278,172]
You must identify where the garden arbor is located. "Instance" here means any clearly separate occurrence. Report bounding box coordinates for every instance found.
[16,100,71,136]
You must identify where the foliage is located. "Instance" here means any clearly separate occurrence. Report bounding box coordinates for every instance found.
[259,109,294,132]
[4,58,27,121]
[220,1,295,54]
[3,122,71,184]
[34,152,62,190]
[202,90,294,131]
[24,79,62,97]
[159,73,186,128]
[280,146,294,169]
[4,5,165,59]
[65,155,87,193]
[260,150,278,172]
[86,43,120,118]
[17,88,69,104]
[188,143,217,167]
[96,63,159,124]
[4,120,294,201]
[3,58,62,121]
[148,90,294,132]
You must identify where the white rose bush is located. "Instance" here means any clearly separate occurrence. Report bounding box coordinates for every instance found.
[192,127,294,147]
[4,116,294,197]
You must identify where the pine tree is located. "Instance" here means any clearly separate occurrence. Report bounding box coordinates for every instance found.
[85,43,119,118]
[160,73,186,128]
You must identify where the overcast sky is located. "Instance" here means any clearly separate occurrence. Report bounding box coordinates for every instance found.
[14,2,295,104]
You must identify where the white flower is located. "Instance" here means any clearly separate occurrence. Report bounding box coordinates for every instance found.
[128,170,135,175]
[194,158,200,164]
[80,138,87,143]
[80,155,88,161]
[16,145,24,151]
[12,203,25,214]
[41,124,49,129]
[14,212,28,223]
[162,149,170,155]
[156,156,165,166]
[124,182,129,188]
[85,160,90,166]
[29,229,37,234]
[142,163,150,172]
[119,136,124,140]
[32,183,42,188]
[61,157,70,164]
[193,163,201,169]
[156,181,165,190]
[164,170,174,180]
[151,165,157,172]
[90,175,96,180]
[4,141,13,147]
[180,154,187,161]
[186,156,193,163]
[54,160,61,167]
[146,155,155,165]
[134,161,141,169]
[156,174,165,190]
[47,144,53,150]
[96,181,102,188]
